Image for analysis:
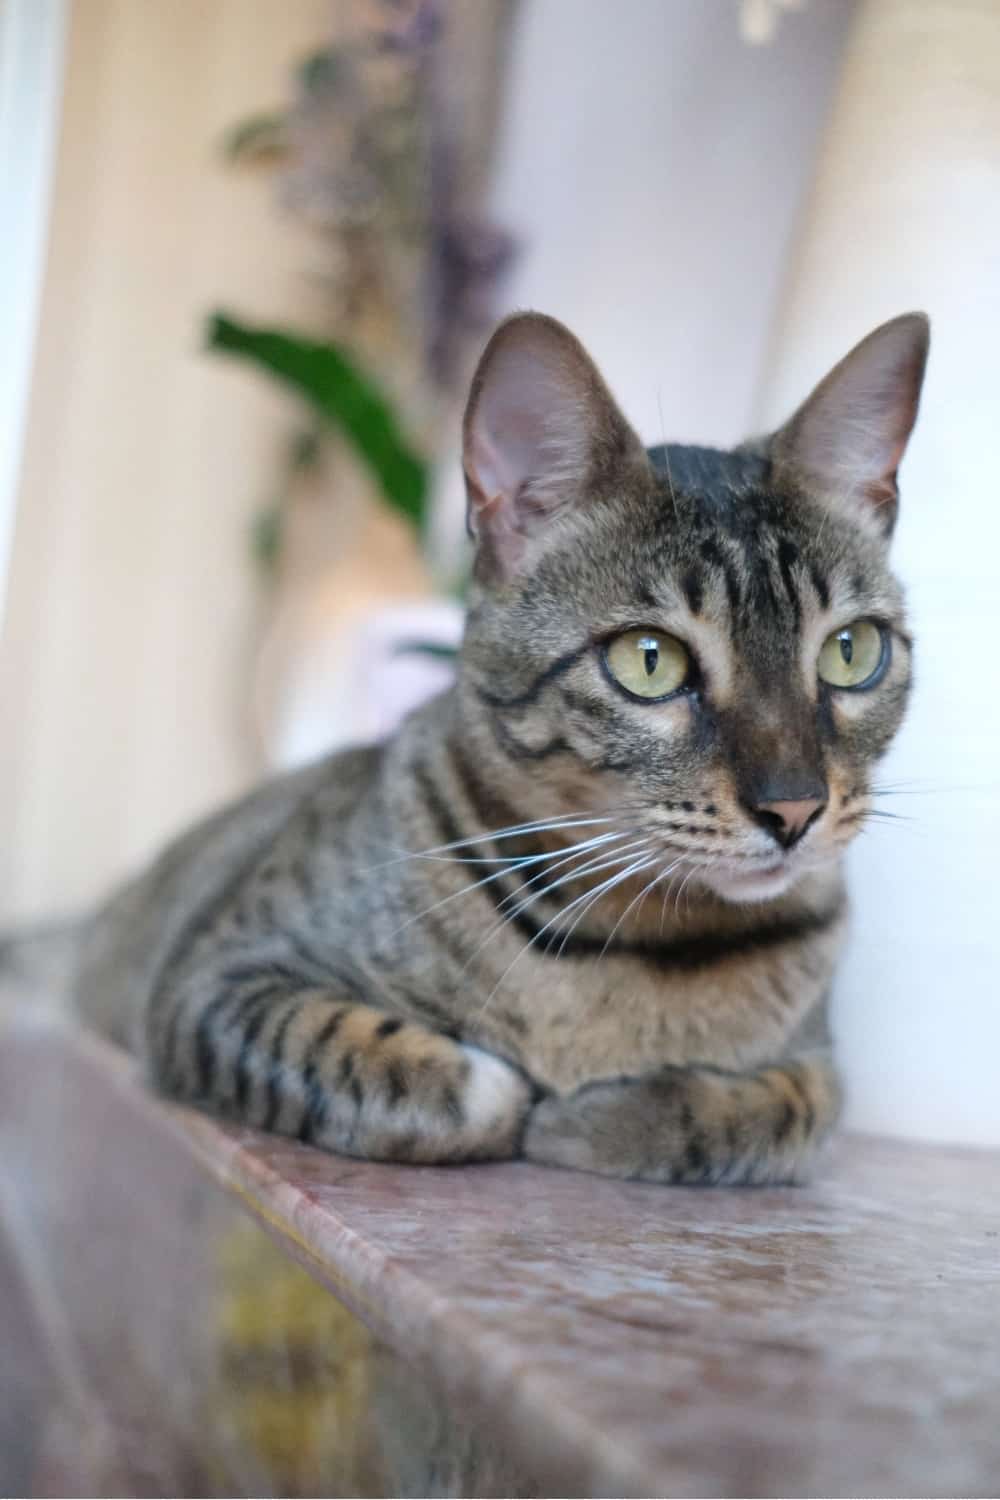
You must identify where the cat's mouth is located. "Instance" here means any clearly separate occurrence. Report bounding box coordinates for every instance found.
[697,853,802,904]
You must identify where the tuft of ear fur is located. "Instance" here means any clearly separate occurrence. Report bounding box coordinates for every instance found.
[462,312,648,579]
[770,312,930,537]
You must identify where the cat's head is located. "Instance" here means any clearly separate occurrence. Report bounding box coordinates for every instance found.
[458,311,928,903]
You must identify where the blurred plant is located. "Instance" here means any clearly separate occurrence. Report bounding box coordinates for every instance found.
[206,314,428,534]
[207,0,517,583]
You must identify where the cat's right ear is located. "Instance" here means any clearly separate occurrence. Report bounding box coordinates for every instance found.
[462,312,648,581]
[770,312,930,538]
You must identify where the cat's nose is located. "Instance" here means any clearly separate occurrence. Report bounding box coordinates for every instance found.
[750,796,827,850]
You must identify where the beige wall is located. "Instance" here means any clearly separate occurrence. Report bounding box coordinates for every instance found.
[0,0,332,921]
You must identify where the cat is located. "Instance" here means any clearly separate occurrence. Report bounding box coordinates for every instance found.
[4,309,928,1185]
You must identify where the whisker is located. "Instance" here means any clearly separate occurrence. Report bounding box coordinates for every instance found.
[658,863,688,935]
[383,831,626,942]
[598,851,692,956]
[361,812,622,872]
[628,860,672,932]
[551,849,660,959]
[853,812,924,838]
[477,835,643,937]
[651,848,711,935]
[870,779,993,801]
[869,779,949,796]
[656,391,680,526]
[552,885,609,959]
[470,836,650,960]
[459,833,646,974]
[412,827,625,868]
[649,857,692,936]
[674,858,706,916]
[496,834,649,920]
[687,857,717,909]
[478,849,658,1016]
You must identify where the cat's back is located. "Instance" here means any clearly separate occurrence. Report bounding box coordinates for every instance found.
[75,743,381,1046]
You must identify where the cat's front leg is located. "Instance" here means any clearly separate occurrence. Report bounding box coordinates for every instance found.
[522,1055,841,1185]
[150,978,533,1164]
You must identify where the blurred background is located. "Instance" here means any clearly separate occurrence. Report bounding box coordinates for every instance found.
[1,0,997,1147]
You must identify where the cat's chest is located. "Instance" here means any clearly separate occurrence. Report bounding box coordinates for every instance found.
[467,919,842,1094]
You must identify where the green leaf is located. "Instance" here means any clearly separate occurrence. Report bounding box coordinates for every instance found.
[206,314,428,528]
[392,640,459,662]
[296,47,341,96]
[221,113,289,163]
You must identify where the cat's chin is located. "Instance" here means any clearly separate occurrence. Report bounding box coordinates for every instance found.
[698,860,802,905]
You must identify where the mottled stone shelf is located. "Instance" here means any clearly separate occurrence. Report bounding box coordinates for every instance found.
[2,1013,998,1496]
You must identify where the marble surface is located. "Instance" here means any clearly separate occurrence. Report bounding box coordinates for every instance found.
[2,1015,999,1496]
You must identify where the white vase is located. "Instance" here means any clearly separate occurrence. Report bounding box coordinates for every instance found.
[255,595,463,772]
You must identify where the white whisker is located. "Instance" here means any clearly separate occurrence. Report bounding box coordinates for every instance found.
[463,834,649,973]
[550,850,660,959]
[656,391,680,526]
[478,849,659,1018]
[384,831,626,942]
[360,813,622,873]
[676,856,714,914]
[552,838,701,958]
[599,852,689,955]
[497,835,650,923]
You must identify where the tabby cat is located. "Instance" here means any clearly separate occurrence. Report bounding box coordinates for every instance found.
[14,309,930,1184]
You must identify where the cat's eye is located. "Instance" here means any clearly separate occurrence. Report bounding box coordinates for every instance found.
[817,619,886,689]
[603,628,690,700]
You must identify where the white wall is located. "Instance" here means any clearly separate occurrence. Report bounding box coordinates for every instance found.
[761,0,1000,1147]
[435,0,851,557]
[0,0,67,627]
[482,0,999,1147]
[485,0,851,447]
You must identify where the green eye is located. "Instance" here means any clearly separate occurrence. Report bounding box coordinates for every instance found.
[817,620,885,688]
[604,628,690,700]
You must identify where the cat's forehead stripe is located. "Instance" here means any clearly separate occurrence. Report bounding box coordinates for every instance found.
[644,477,854,646]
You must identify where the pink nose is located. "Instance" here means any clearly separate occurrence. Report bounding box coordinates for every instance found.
[753,797,826,849]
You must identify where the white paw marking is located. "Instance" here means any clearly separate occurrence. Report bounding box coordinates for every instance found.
[460,1045,525,1129]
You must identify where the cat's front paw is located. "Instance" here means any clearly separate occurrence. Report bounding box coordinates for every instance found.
[522,1076,671,1177]
[458,1045,534,1156]
[523,1060,838,1185]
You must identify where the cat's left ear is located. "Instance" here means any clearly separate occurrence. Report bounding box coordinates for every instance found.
[770,312,930,538]
[462,312,649,580]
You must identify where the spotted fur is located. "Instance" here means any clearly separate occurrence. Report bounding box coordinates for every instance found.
[61,310,928,1185]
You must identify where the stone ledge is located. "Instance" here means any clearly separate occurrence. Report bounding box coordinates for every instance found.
[2,1013,998,1496]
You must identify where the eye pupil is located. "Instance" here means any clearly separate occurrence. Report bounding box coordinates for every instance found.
[605,628,688,700]
[817,618,885,690]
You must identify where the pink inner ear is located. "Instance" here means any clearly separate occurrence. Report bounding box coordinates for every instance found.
[797,382,907,505]
[464,422,526,571]
[468,376,553,517]
[461,311,648,578]
[466,351,585,524]
[775,312,929,523]
[464,392,563,577]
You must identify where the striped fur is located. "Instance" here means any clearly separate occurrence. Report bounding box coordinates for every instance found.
[63,311,927,1185]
